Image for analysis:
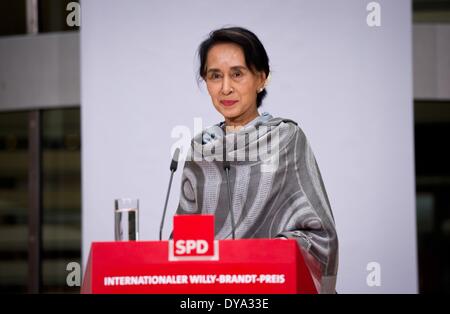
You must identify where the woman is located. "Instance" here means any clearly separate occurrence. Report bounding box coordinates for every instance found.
[175,26,338,294]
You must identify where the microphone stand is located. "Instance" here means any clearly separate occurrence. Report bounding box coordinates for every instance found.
[223,132,236,240]
[159,148,180,241]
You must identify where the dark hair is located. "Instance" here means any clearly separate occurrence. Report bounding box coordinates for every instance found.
[198,26,270,108]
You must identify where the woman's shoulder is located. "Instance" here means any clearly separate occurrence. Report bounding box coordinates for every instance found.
[266,116,307,139]
[258,116,308,152]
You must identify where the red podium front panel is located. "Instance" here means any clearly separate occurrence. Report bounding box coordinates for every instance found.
[81,239,317,294]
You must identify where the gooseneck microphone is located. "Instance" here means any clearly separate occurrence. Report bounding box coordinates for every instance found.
[159,148,180,241]
[223,135,236,240]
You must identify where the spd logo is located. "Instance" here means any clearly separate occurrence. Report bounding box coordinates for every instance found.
[169,214,219,261]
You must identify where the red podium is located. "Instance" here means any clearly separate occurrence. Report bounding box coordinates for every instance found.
[81,215,318,294]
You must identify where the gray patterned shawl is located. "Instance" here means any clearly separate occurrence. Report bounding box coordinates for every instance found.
[175,113,338,293]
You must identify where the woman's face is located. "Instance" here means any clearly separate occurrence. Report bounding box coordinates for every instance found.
[204,43,266,126]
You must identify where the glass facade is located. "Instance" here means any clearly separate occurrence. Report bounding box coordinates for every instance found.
[415,102,450,292]
[0,0,79,36]
[39,0,80,33]
[0,109,81,293]
[0,1,27,36]
[0,112,29,293]
[41,108,81,293]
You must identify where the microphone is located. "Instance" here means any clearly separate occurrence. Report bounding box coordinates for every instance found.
[223,135,236,240]
[159,148,180,241]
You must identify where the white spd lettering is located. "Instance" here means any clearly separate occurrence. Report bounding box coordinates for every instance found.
[175,240,209,255]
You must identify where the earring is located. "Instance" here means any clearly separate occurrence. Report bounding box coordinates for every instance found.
[258,87,264,93]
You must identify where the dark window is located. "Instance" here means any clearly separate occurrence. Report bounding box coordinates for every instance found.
[41,108,81,293]
[0,108,81,293]
[0,111,29,293]
[39,0,80,33]
[415,101,450,293]
[413,0,450,23]
[0,0,27,36]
